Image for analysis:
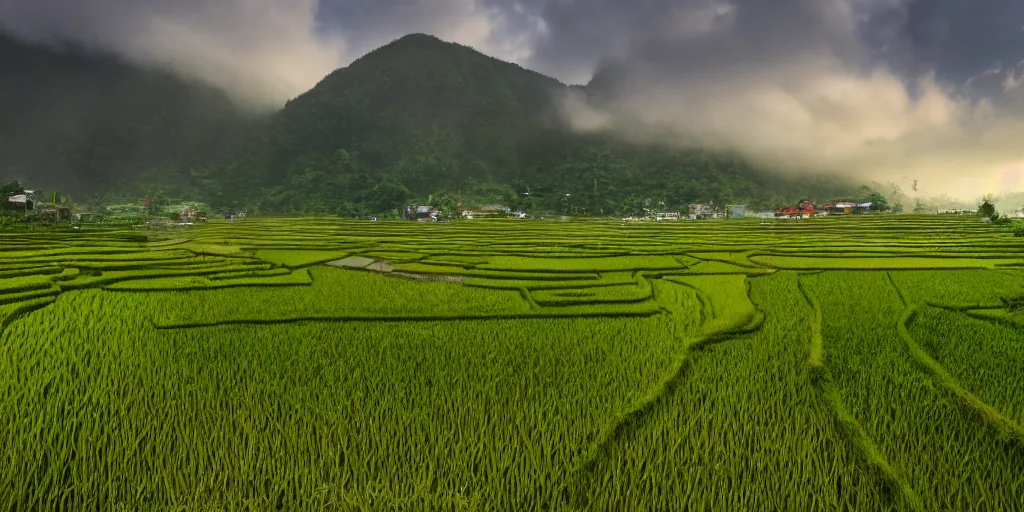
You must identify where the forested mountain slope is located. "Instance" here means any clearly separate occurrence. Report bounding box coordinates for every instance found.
[231,34,852,215]
[0,33,255,197]
[1,32,855,214]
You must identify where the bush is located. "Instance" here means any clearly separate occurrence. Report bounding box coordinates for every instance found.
[1011,222,1024,237]
[979,196,996,219]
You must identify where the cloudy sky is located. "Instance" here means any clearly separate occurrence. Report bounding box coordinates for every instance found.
[1,0,1023,198]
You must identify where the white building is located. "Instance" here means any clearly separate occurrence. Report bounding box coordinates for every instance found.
[726,205,746,218]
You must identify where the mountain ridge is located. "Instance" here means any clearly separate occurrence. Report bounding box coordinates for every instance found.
[0,30,857,214]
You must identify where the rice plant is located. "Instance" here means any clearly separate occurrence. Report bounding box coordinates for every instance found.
[0,215,1022,510]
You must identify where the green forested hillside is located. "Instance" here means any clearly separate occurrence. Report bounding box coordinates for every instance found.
[0,34,257,198]
[1,32,857,215]
[228,34,855,215]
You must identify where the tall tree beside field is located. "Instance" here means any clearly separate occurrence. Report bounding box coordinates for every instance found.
[866,192,889,211]
[979,195,997,219]
[0,180,24,196]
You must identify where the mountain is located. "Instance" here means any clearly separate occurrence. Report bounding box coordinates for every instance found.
[0,32,857,215]
[0,33,257,199]
[224,33,571,213]
[226,34,855,215]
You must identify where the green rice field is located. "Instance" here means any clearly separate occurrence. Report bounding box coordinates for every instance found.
[1,215,1023,510]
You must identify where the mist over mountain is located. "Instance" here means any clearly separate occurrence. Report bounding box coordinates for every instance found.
[0,30,943,214]
[2,0,1022,205]
[199,34,864,215]
[553,0,1024,200]
[0,33,256,196]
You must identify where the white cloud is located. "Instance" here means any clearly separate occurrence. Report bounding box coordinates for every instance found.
[556,0,1024,198]
[0,0,536,109]
[0,0,349,109]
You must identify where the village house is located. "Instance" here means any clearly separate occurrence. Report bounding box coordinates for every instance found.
[403,204,439,221]
[726,205,746,218]
[689,203,714,220]
[5,193,32,211]
[462,204,511,219]
[39,206,71,223]
[775,200,817,219]
[820,202,871,215]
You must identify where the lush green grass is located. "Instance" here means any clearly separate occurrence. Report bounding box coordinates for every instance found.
[0,215,1022,510]
[477,255,686,272]
[804,271,1024,511]
[253,249,350,267]
[572,273,896,511]
[891,269,1024,307]
[907,306,1024,426]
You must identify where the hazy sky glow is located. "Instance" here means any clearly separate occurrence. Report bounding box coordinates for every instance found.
[1,0,1022,198]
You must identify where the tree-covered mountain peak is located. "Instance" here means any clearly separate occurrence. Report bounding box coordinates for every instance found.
[1,29,858,215]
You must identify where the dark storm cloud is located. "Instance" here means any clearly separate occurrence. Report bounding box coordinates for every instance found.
[0,0,540,108]
[533,0,1024,198]
[900,0,1024,81]
[525,0,1023,90]
[527,0,876,85]
[0,0,347,108]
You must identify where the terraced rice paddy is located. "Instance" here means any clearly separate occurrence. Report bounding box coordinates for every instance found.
[1,215,1023,510]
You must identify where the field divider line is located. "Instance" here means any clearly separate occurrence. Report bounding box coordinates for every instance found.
[518,286,539,309]
[896,304,1024,445]
[151,310,663,330]
[559,278,765,508]
[885,272,909,307]
[799,273,924,512]
[688,250,766,269]
[103,282,314,293]
[0,296,57,335]
[924,300,1024,329]
[818,382,925,512]
[958,309,1024,328]
[659,278,712,324]
[795,276,824,381]
[924,301,1005,312]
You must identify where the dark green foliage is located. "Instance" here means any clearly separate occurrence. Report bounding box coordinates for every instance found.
[0,180,24,196]
[0,33,256,199]
[1002,294,1024,312]
[979,195,997,219]
[235,33,856,214]
[866,191,889,211]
